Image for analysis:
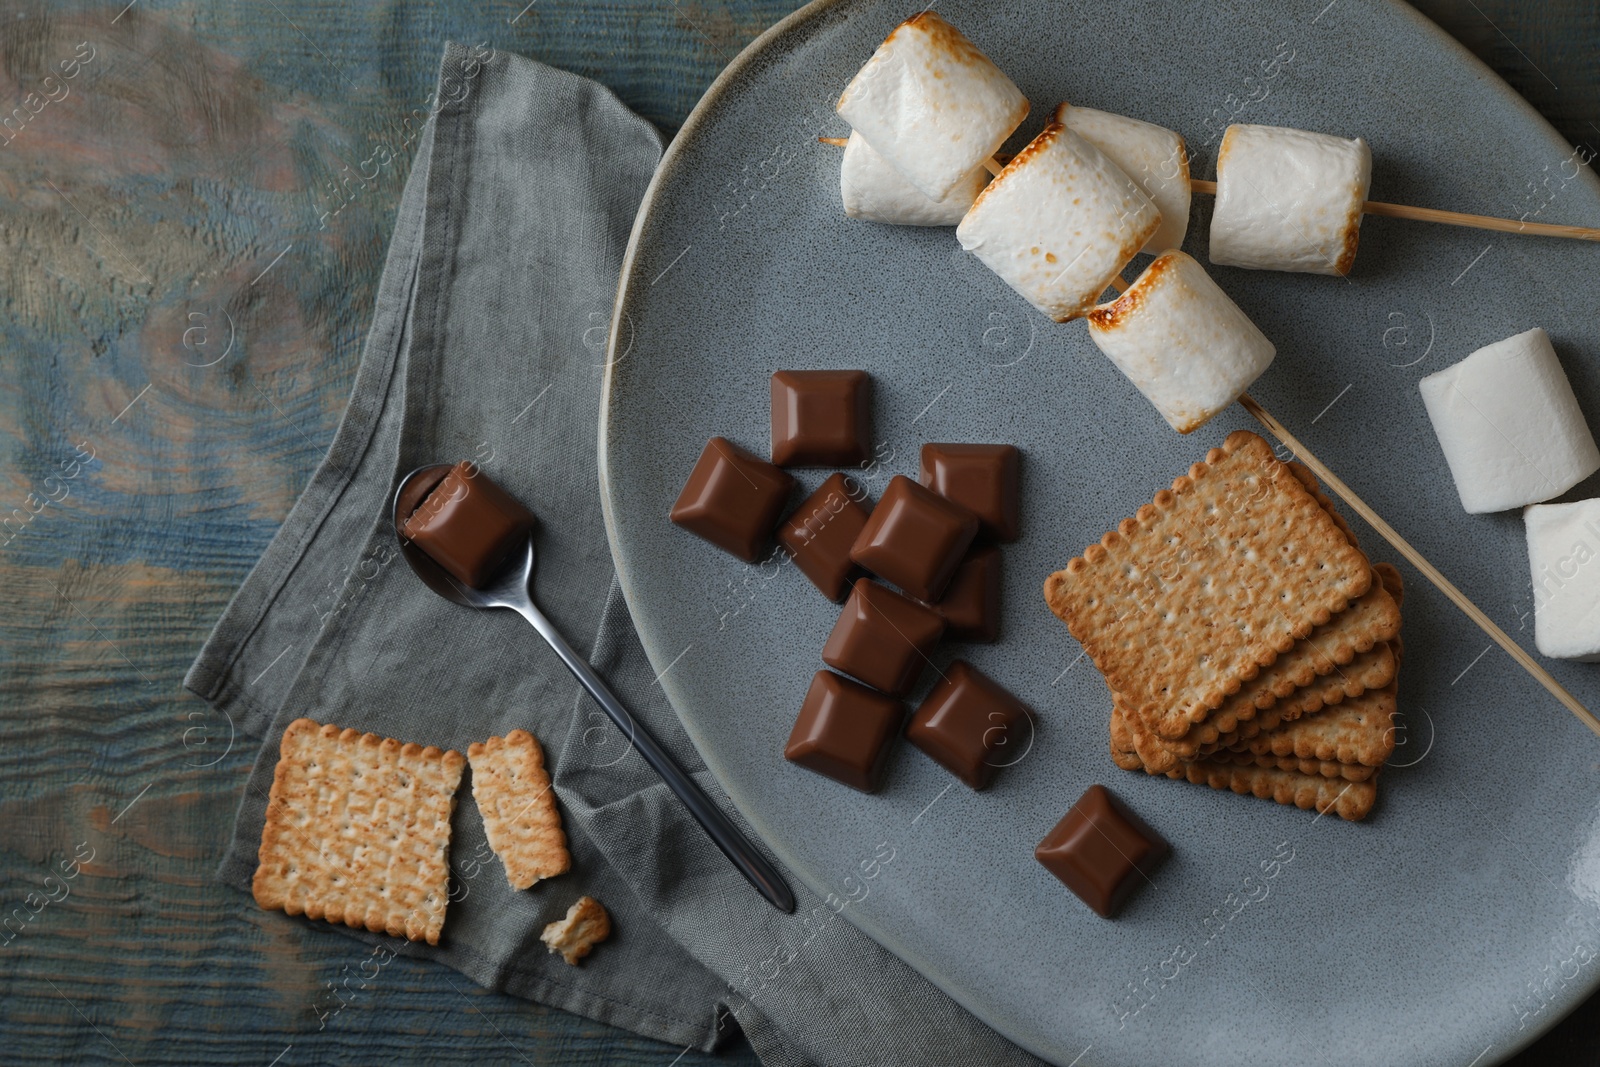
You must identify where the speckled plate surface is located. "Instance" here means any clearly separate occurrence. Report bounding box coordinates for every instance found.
[598,2,1600,1063]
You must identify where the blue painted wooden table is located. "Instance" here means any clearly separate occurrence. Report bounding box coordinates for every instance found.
[0,1,1594,1063]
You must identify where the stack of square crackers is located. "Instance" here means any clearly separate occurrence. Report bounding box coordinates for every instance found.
[1045,431,1404,821]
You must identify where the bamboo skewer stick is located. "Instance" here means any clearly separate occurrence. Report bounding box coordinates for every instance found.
[1236,394,1600,739]
[819,139,1600,243]
[1106,270,1600,734]
[831,148,1600,735]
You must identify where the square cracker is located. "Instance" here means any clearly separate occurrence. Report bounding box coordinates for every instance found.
[1156,571,1400,760]
[1045,431,1372,740]
[253,718,465,945]
[1227,677,1399,768]
[467,730,571,890]
[1109,705,1377,821]
[1122,498,1400,764]
[1185,565,1405,758]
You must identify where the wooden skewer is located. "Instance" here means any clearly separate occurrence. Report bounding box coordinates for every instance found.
[820,140,1600,243]
[1237,394,1600,738]
[835,149,1600,734]
[1105,269,1596,735]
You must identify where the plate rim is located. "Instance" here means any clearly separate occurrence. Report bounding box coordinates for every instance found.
[597,2,1600,1062]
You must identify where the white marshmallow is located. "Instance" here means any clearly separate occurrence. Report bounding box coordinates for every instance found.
[839,131,986,226]
[1085,250,1275,433]
[836,12,1028,202]
[1055,102,1190,255]
[1525,499,1600,661]
[955,124,1160,322]
[1209,124,1371,276]
[1419,328,1600,514]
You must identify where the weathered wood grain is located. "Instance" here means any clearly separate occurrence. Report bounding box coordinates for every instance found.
[0,1,1593,1065]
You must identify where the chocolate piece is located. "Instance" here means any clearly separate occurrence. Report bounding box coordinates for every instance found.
[770,370,872,467]
[776,473,872,602]
[401,461,536,588]
[906,661,1029,789]
[1035,784,1170,918]
[784,670,904,793]
[919,443,1021,542]
[822,579,946,697]
[932,545,1001,642]
[850,475,979,602]
[670,437,795,562]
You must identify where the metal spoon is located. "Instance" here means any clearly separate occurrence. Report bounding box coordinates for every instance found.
[393,464,795,913]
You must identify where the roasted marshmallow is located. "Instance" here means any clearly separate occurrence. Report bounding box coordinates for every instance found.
[836,12,1028,202]
[1419,328,1600,514]
[1209,124,1371,276]
[1055,102,1190,255]
[956,124,1161,322]
[839,130,987,226]
[1526,499,1600,661]
[1085,250,1275,433]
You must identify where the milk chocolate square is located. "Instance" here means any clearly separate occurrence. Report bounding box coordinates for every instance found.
[906,661,1029,789]
[850,475,979,602]
[771,370,872,467]
[401,461,536,588]
[1035,784,1169,918]
[776,473,872,602]
[822,579,946,697]
[670,437,795,562]
[919,443,1021,542]
[784,670,904,793]
[932,545,1001,642]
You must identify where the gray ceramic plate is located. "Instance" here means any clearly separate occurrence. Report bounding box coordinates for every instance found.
[599,1,1600,1063]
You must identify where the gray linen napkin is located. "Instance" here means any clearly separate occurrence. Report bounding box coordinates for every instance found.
[185,43,1046,1067]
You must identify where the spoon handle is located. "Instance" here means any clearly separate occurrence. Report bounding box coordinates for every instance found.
[514,602,796,913]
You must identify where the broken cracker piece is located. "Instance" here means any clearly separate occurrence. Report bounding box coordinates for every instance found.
[253,718,465,945]
[468,730,571,891]
[1045,430,1372,741]
[541,896,611,965]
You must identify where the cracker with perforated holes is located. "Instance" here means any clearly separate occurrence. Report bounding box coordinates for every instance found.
[467,729,570,891]
[1138,511,1398,759]
[253,718,465,945]
[1228,678,1399,767]
[1108,704,1377,821]
[541,895,611,965]
[1045,431,1373,740]
[1185,566,1404,757]
[1163,636,1397,761]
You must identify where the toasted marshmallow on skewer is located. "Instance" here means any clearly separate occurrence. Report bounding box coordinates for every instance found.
[1054,103,1190,254]
[1209,124,1372,276]
[1085,250,1275,433]
[836,12,1028,202]
[956,124,1161,322]
[839,131,987,226]
[1525,499,1600,661]
[1419,328,1600,514]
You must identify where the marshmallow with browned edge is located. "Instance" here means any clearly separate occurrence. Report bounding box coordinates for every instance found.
[836,12,1028,202]
[1055,103,1190,255]
[840,130,987,226]
[1525,499,1600,661]
[1419,328,1600,514]
[956,124,1161,323]
[1209,124,1371,276]
[1085,250,1275,433]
